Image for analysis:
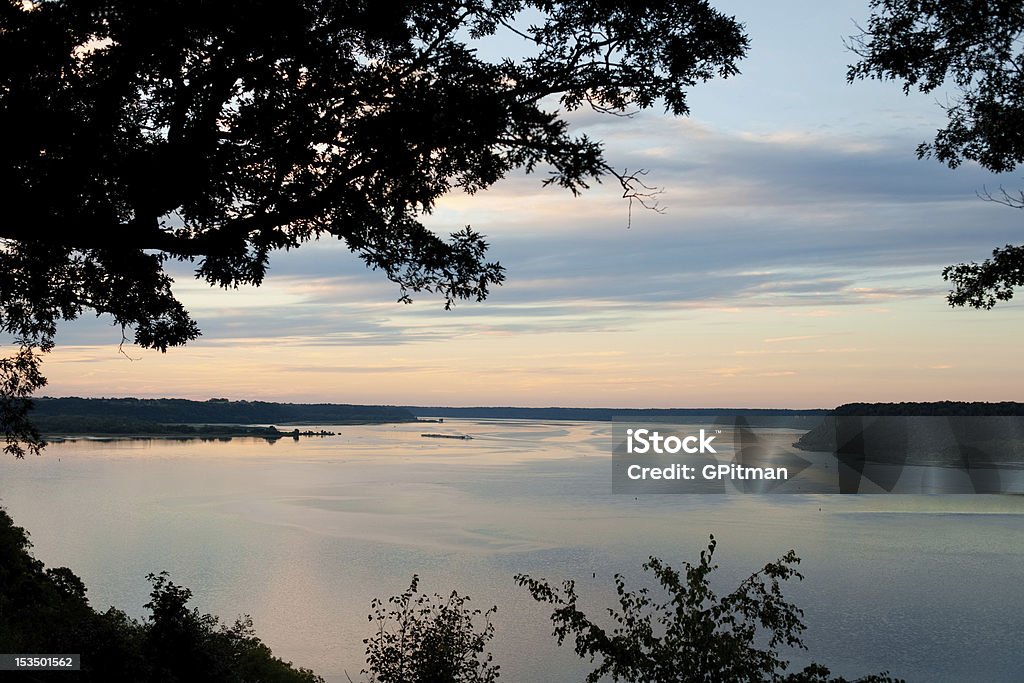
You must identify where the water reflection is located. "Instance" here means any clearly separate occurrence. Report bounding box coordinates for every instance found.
[1,419,1022,682]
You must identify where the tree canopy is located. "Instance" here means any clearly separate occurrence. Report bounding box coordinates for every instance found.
[0,0,749,456]
[516,535,903,683]
[363,575,499,683]
[0,506,323,682]
[847,0,1024,309]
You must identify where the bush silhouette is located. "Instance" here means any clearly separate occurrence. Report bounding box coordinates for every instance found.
[516,535,903,683]
[0,506,321,682]
[362,575,499,683]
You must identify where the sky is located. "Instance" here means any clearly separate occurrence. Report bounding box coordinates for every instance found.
[38,0,1024,408]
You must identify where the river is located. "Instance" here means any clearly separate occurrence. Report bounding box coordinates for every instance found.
[1,419,1021,681]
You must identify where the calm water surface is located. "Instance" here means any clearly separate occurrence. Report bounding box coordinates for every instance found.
[1,419,1022,682]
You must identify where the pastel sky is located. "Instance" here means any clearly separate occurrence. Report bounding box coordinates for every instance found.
[40,0,1024,408]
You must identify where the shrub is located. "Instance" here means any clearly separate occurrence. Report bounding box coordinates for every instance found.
[516,535,902,683]
[363,575,499,683]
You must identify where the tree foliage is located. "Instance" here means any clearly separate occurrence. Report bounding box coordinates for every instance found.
[515,535,902,683]
[0,506,322,682]
[847,0,1024,309]
[0,344,48,457]
[4,504,908,683]
[143,571,324,683]
[0,0,749,456]
[848,0,1024,173]
[942,243,1024,309]
[363,575,499,683]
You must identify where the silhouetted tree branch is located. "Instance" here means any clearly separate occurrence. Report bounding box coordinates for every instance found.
[362,575,499,683]
[943,244,1024,309]
[847,0,1024,309]
[516,535,904,683]
[0,0,749,456]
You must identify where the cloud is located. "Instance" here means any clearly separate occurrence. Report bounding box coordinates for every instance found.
[763,335,819,343]
[39,115,1024,354]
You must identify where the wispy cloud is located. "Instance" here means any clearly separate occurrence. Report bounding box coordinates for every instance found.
[34,31,1024,407]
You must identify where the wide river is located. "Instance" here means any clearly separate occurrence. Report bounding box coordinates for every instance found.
[1,419,1022,682]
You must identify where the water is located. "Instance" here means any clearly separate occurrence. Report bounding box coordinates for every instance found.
[1,419,1022,682]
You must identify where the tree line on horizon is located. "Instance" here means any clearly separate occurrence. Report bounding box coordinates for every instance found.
[28,397,416,428]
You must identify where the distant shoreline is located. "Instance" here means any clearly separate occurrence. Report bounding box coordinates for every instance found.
[405,406,831,421]
[27,397,419,441]
[26,399,1024,443]
[41,424,339,442]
